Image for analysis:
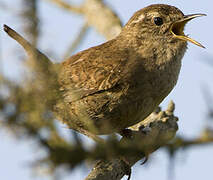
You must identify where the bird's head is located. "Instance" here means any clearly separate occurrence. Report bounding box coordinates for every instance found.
[121,4,205,49]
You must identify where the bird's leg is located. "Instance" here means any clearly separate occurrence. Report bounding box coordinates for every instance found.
[120,126,151,167]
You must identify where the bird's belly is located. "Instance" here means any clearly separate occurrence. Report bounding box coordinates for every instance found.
[64,78,177,135]
[72,88,161,134]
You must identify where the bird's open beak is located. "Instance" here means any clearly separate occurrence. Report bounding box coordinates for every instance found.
[170,14,206,48]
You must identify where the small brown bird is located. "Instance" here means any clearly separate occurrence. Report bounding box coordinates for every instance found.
[56,4,205,136]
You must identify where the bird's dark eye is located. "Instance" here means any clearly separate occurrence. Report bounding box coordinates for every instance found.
[154,17,163,26]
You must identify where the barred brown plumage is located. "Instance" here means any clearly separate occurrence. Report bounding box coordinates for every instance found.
[55,4,205,135]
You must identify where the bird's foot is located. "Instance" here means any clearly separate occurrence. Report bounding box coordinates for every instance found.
[139,124,152,134]
[119,128,133,138]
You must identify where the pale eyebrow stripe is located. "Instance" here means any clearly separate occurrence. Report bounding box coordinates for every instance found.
[131,11,161,24]
[147,12,161,18]
[131,14,145,24]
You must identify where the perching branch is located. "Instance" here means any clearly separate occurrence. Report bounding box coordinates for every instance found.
[85,101,179,180]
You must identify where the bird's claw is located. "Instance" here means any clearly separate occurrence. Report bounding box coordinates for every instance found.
[121,157,132,180]
[119,128,133,139]
[141,154,149,165]
[139,125,151,134]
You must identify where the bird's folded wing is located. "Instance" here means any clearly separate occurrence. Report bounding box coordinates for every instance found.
[59,40,129,102]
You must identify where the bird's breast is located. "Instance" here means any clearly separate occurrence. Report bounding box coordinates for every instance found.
[122,55,182,126]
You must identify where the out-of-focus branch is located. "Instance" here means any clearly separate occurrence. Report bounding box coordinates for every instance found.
[46,0,83,14]
[82,0,122,40]
[167,128,213,153]
[85,102,178,180]
[45,0,122,40]
[21,0,39,46]
[201,86,213,118]
[63,22,89,59]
